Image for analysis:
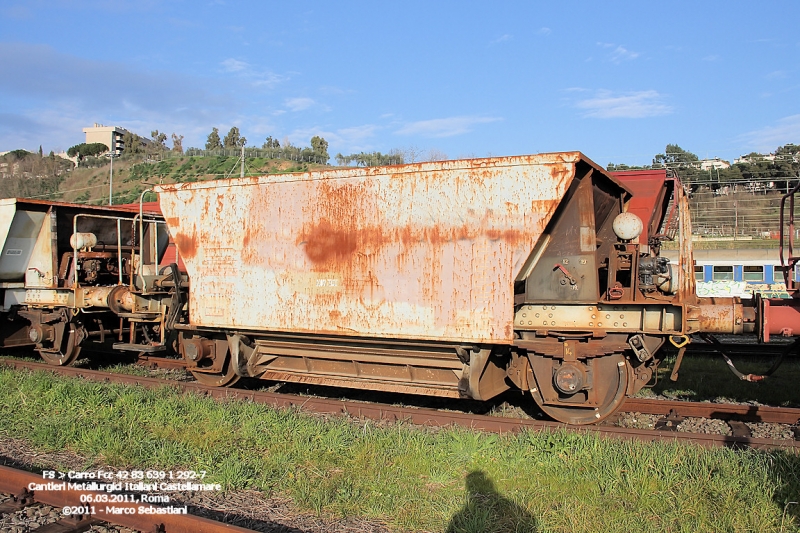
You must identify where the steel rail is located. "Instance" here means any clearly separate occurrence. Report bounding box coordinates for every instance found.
[621,397,800,425]
[87,355,800,424]
[1,358,798,450]
[0,464,257,533]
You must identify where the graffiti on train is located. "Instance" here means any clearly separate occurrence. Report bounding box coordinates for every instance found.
[696,281,790,299]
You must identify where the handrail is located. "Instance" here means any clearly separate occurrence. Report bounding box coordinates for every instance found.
[778,179,800,295]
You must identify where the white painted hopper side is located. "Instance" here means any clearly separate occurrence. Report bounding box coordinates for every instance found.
[156,152,612,343]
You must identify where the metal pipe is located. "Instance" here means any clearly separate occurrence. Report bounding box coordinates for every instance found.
[117,218,122,286]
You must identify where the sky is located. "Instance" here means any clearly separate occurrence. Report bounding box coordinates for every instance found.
[1,1,799,167]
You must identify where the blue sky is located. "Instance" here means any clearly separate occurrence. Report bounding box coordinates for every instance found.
[1,1,799,167]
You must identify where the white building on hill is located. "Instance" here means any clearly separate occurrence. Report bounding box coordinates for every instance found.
[699,157,731,171]
[82,123,151,155]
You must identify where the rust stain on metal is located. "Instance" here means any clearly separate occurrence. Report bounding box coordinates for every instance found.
[302,219,360,264]
[173,232,197,259]
[154,154,594,342]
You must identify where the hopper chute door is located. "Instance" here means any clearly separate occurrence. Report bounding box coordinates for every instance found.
[25,208,57,288]
[522,169,602,303]
[0,208,47,282]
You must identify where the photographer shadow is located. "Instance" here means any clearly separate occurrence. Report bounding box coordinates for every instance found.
[446,470,537,533]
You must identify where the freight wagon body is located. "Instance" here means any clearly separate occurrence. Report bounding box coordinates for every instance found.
[153,152,799,424]
[157,152,625,343]
[157,152,696,423]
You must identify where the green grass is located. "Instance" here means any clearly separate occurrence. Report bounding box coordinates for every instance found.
[1,368,798,532]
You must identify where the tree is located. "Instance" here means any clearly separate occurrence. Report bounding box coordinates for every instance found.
[734,143,800,193]
[606,163,651,171]
[653,144,699,168]
[403,145,424,163]
[310,135,329,162]
[334,151,405,167]
[424,148,448,162]
[262,136,280,149]
[122,132,144,154]
[206,127,222,150]
[8,149,31,159]
[38,145,43,157]
[223,127,246,148]
[171,133,184,153]
[151,130,167,149]
[67,143,109,159]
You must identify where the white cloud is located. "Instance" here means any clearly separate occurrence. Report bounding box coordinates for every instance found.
[284,124,380,154]
[336,124,379,144]
[598,42,640,63]
[575,90,672,119]
[492,34,512,44]
[610,45,639,63]
[219,58,287,88]
[252,73,287,88]
[221,58,248,72]
[285,97,315,112]
[766,70,788,80]
[537,27,551,36]
[740,115,800,152]
[395,116,502,138]
[0,43,240,151]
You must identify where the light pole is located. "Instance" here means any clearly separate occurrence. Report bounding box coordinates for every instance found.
[107,152,114,205]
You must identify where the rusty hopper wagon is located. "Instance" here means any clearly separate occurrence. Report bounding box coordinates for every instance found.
[153,151,773,424]
[7,153,798,425]
[0,198,171,364]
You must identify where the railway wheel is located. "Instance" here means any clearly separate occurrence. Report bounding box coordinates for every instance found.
[29,311,85,366]
[190,362,240,387]
[38,344,82,366]
[528,352,629,425]
[181,335,240,387]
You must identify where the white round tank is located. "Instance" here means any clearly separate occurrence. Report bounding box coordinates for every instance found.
[70,232,98,250]
[612,213,643,241]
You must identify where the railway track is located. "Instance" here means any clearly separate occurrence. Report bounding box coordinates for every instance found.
[0,464,260,533]
[2,357,799,450]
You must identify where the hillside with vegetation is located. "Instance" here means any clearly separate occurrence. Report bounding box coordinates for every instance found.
[1,125,454,205]
[1,150,336,205]
[608,143,800,243]
[0,149,73,200]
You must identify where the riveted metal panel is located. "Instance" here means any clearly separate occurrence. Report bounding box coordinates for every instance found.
[156,153,616,343]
